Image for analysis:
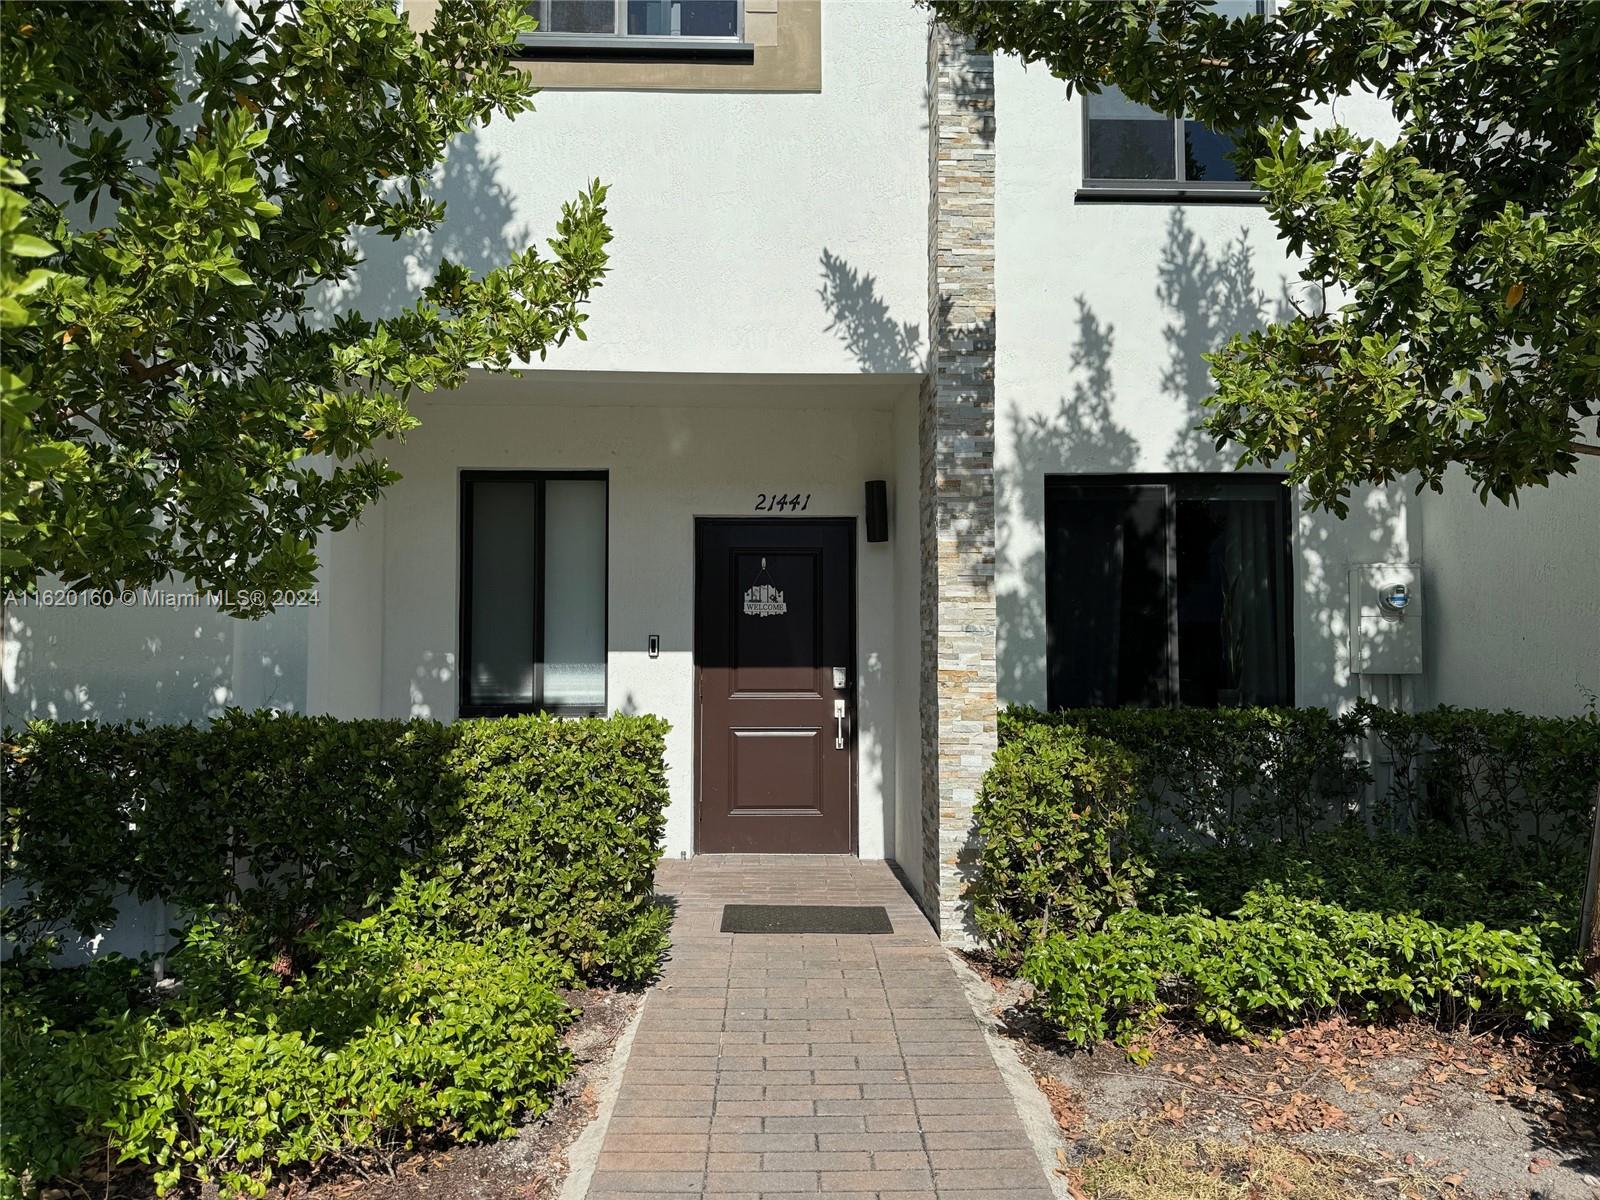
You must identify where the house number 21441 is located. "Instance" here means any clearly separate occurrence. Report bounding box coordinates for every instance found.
[754,493,811,512]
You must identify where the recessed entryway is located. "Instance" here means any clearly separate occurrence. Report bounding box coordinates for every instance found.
[693,518,856,854]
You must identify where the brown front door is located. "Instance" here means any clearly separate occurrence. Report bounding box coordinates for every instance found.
[695,518,855,854]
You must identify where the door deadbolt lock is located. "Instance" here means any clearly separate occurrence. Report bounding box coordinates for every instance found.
[834,699,846,749]
[832,667,848,690]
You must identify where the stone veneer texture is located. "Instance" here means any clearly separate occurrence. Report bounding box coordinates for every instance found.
[919,22,996,945]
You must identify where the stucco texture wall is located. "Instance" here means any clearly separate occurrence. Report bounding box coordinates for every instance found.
[1419,462,1600,717]
[349,2,930,377]
[3,591,308,725]
[990,59,1416,712]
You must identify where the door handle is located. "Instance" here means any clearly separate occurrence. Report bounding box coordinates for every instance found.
[834,699,846,750]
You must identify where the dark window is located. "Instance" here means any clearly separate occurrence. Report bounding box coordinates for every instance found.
[459,472,608,716]
[1045,475,1293,709]
[1083,0,1266,188]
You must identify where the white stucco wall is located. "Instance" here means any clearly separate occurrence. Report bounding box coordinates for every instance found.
[890,384,924,897]
[349,1,930,376]
[991,60,1416,711]
[3,588,308,725]
[371,370,918,861]
[1419,461,1600,717]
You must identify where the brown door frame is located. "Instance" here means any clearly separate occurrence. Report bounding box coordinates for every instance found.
[692,516,858,855]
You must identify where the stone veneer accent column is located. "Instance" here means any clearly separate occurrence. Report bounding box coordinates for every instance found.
[920,22,996,945]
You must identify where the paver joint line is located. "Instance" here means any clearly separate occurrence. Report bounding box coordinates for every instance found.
[582,856,1056,1199]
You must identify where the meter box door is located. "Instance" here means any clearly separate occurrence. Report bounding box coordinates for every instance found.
[1348,562,1423,675]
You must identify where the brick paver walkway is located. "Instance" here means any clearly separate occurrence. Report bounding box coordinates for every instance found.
[585,855,1055,1199]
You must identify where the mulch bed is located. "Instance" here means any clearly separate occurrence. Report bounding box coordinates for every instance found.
[957,951,1600,1200]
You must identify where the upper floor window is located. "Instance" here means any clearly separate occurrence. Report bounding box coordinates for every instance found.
[1083,0,1264,189]
[523,0,744,47]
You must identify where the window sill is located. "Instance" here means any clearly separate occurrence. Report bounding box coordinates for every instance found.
[1076,186,1264,205]
[514,36,755,63]
[460,704,608,719]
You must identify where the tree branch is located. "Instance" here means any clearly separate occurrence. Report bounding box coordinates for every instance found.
[1572,442,1600,459]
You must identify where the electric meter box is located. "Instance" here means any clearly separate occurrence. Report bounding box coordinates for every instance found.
[1348,562,1423,675]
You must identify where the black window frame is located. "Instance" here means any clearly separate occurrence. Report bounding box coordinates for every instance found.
[458,469,610,719]
[1076,0,1269,204]
[1044,473,1295,710]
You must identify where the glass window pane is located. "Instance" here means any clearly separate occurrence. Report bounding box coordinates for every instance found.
[1086,86,1176,180]
[1208,0,1265,19]
[1045,484,1171,708]
[542,479,607,708]
[545,0,617,34]
[1175,489,1290,706]
[468,481,538,706]
[627,0,738,36]
[1184,121,1246,182]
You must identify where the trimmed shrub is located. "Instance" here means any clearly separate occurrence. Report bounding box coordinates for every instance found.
[1365,702,1600,854]
[425,715,671,983]
[1022,889,1600,1061]
[984,703,1600,1060]
[2,714,454,947]
[971,724,1146,966]
[1000,705,1367,849]
[1001,702,1600,857]
[1,710,672,1197]
[2,711,670,982]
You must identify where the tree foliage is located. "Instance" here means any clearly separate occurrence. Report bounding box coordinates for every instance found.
[927,0,1600,512]
[0,0,610,611]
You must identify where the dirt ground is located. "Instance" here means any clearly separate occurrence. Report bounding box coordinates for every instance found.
[260,986,641,1200]
[960,954,1600,1200]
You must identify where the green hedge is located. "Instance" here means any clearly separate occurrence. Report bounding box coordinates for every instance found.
[1148,823,1588,944]
[1,711,671,1198]
[971,723,1147,966]
[3,710,671,983]
[979,707,1600,1058]
[1363,702,1600,851]
[1000,702,1600,855]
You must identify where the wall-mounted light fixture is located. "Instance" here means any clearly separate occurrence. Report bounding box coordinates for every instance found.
[865,480,888,543]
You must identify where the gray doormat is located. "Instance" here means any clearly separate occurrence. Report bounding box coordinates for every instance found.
[720,904,893,935]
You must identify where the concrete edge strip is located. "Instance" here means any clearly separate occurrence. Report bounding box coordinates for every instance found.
[556,992,648,1200]
[945,949,1073,1200]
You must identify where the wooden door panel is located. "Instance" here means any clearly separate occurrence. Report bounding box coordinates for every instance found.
[696,519,854,854]
[730,729,824,812]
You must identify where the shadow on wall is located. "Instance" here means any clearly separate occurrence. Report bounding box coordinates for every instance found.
[331,130,528,325]
[332,125,538,716]
[815,248,916,856]
[996,209,1411,710]
[997,297,1138,706]
[817,247,926,374]
[2,597,305,725]
[1159,208,1284,473]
